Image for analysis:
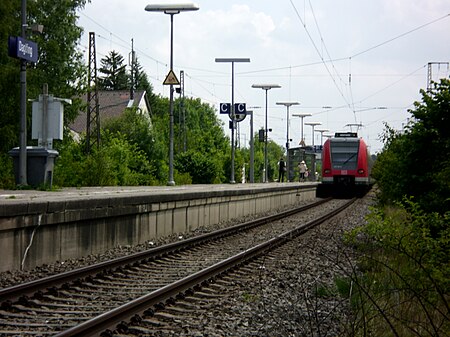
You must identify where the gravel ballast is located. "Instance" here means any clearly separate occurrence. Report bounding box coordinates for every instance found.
[0,193,374,336]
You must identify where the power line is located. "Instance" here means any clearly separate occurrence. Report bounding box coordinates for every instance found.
[289,0,353,111]
[238,13,450,75]
[351,13,450,59]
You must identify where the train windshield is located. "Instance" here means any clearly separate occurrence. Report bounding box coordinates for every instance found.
[330,140,360,170]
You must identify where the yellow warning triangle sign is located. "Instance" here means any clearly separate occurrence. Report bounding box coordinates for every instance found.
[163,70,180,85]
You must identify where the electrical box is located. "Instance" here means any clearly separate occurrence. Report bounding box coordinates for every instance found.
[32,95,71,148]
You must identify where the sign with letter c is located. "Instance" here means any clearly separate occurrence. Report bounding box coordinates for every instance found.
[220,103,231,114]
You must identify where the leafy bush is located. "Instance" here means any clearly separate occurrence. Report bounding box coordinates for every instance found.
[54,131,156,187]
[175,150,219,184]
[0,153,15,189]
[346,200,450,336]
[373,79,450,214]
[346,79,450,336]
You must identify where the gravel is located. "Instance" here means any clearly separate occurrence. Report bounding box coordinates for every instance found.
[134,193,374,336]
[0,192,375,336]
[0,199,318,289]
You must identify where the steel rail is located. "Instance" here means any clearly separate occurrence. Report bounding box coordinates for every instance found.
[0,198,332,303]
[55,198,356,337]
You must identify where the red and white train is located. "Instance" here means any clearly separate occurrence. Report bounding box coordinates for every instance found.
[317,132,373,197]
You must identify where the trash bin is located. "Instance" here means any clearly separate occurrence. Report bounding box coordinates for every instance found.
[9,146,59,188]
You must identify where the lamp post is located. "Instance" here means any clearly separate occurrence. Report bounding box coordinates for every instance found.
[292,113,311,147]
[215,58,250,184]
[145,3,199,186]
[276,101,299,182]
[305,121,321,180]
[252,84,281,183]
[247,110,254,183]
[305,122,321,148]
[315,128,329,146]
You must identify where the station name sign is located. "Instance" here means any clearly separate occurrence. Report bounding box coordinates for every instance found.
[220,103,247,122]
[8,36,39,63]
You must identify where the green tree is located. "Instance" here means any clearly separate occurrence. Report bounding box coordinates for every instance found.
[171,97,229,183]
[373,79,450,214]
[98,50,128,90]
[131,57,153,95]
[0,0,88,188]
[242,132,284,183]
[54,130,155,187]
[27,0,87,121]
[103,107,166,182]
[175,150,219,184]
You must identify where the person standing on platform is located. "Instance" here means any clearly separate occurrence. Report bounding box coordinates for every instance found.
[278,158,286,182]
[298,160,308,182]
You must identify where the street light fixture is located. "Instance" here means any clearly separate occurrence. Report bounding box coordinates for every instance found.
[305,121,321,179]
[247,110,254,183]
[215,58,250,184]
[314,128,329,146]
[252,84,281,183]
[292,113,311,147]
[305,122,322,148]
[276,101,299,182]
[145,2,199,186]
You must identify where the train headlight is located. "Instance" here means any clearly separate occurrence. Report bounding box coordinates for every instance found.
[358,169,365,174]
[324,169,331,174]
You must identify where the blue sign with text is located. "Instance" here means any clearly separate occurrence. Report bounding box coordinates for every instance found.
[8,36,38,63]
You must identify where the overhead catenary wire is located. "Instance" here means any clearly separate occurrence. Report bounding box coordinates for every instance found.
[77,5,447,152]
[289,0,353,111]
[351,13,450,59]
[78,8,447,107]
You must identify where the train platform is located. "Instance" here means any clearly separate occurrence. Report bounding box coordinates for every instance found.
[0,182,318,272]
[0,182,315,204]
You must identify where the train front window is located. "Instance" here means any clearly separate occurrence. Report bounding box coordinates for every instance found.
[330,140,359,170]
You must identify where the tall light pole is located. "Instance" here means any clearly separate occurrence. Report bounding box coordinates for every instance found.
[315,128,329,146]
[252,84,281,183]
[305,122,322,148]
[247,110,254,183]
[215,58,250,184]
[145,3,199,186]
[305,121,321,180]
[292,113,311,147]
[276,101,299,182]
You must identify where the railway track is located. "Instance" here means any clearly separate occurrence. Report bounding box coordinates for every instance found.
[0,197,355,336]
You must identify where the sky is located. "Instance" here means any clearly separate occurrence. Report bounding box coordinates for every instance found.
[77,0,450,154]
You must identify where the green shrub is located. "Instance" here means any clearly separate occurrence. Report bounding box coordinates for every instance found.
[0,153,15,189]
[175,150,219,184]
[347,200,449,336]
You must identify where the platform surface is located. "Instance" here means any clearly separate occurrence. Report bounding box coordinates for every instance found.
[0,182,316,205]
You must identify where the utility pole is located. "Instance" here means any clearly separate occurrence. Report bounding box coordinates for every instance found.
[129,38,136,100]
[427,62,449,92]
[86,32,100,154]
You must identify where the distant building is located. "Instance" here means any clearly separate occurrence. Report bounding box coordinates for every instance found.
[69,90,151,140]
